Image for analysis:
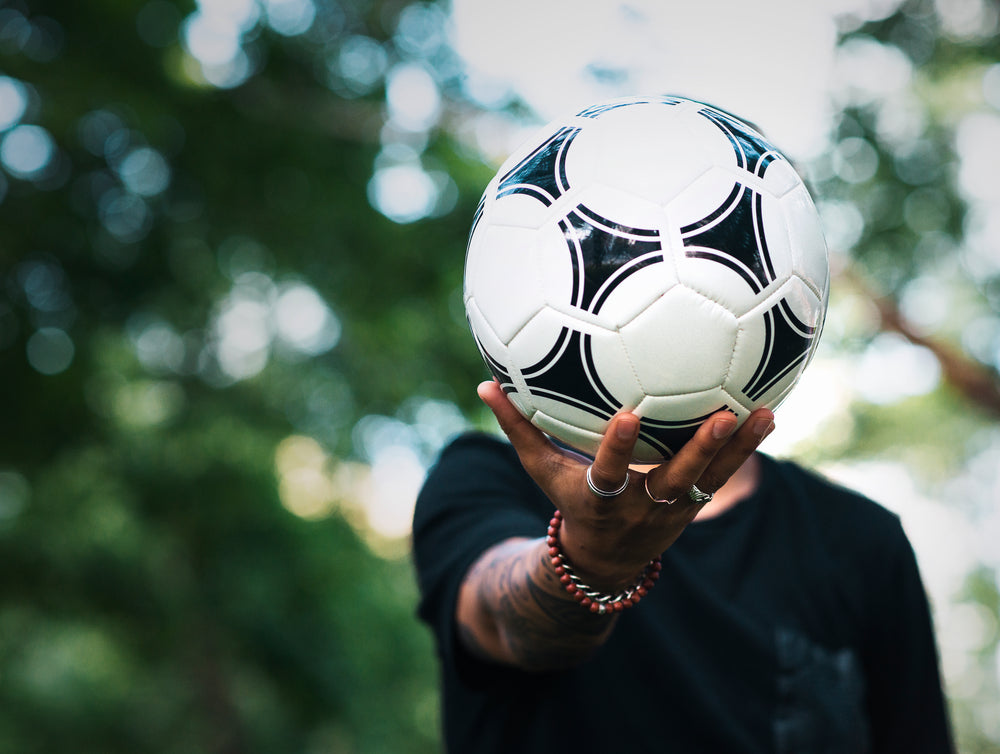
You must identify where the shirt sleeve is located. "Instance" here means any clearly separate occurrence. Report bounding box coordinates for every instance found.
[411,432,550,682]
[861,520,955,754]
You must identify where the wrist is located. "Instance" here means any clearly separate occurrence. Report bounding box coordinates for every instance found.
[556,514,658,592]
[546,511,661,615]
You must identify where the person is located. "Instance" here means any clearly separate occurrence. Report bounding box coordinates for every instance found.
[412,379,955,753]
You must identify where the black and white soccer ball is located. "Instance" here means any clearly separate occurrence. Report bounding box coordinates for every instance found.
[464,95,829,463]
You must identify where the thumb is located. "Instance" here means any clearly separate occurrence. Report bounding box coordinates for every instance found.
[477,381,562,473]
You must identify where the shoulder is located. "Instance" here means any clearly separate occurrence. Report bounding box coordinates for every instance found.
[431,430,519,469]
[763,455,908,554]
[414,430,547,535]
[761,457,926,632]
[419,431,530,501]
[412,431,549,631]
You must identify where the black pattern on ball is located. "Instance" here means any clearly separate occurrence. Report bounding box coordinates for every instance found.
[497,127,578,207]
[559,205,663,313]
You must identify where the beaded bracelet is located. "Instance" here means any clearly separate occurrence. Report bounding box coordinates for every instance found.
[546,510,662,615]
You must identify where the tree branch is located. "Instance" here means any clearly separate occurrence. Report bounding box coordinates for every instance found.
[844,266,1000,417]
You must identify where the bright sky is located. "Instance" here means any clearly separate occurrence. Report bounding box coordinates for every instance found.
[450,0,892,160]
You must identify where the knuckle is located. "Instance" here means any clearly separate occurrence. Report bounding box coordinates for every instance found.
[590,454,620,478]
[730,433,762,457]
[661,466,691,495]
[590,465,622,491]
[587,458,630,498]
[698,470,726,495]
[589,465,612,487]
[685,439,718,469]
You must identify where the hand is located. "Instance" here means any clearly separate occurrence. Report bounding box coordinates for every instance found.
[477,380,774,590]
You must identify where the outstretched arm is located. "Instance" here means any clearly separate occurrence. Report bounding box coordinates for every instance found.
[456,381,774,672]
[457,536,617,671]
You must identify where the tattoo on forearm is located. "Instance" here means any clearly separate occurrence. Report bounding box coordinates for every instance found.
[466,538,617,671]
[457,620,493,662]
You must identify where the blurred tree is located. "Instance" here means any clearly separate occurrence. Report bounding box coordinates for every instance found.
[0,0,484,751]
[814,0,1000,432]
[2,0,1000,751]
[805,1,1000,750]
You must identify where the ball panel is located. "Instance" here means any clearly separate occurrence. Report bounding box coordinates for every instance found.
[531,404,607,459]
[694,104,782,179]
[490,191,559,230]
[678,108,746,172]
[778,275,825,332]
[466,298,515,387]
[678,180,779,297]
[467,190,488,245]
[675,253,764,319]
[726,312,768,402]
[591,260,677,329]
[497,125,581,208]
[666,166,743,230]
[632,388,749,461]
[777,275,826,383]
[466,224,548,343]
[782,185,830,299]
[756,191,795,289]
[507,306,578,376]
[551,204,666,316]
[532,219,578,311]
[506,387,535,421]
[760,376,798,415]
[637,387,748,423]
[494,118,574,180]
[571,183,668,238]
[532,410,604,459]
[575,94,685,120]
[630,439,673,465]
[578,326,645,410]
[567,101,716,208]
[757,158,802,199]
[620,288,738,395]
[517,327,632,428]
[727,279,823,407]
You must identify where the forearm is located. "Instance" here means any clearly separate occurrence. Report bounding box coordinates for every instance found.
[457,536,619,672]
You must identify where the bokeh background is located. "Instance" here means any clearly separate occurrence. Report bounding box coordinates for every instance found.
[2,0,999,751]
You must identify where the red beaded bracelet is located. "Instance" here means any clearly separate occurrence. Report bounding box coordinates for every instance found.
[546,510,662,615]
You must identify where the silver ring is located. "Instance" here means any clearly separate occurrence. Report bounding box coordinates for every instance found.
[686,484,714,505]
[586,465,630,498]
[644,475,677,505]
[644,479,714,506]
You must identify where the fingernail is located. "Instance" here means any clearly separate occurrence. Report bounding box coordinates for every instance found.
[754,419,775,440]
[616,413,639,441]
[712,418,737,439]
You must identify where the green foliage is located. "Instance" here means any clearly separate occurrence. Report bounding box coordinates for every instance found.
[2,0,1000,750]
[0,0,456,750]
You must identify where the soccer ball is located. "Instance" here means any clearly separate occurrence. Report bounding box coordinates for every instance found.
[464,95,829,463]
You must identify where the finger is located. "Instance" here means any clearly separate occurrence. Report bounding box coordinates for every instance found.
[477,381,562,472]
[588,411,640,495]
[645,410,738,502]
[696,408,774,493]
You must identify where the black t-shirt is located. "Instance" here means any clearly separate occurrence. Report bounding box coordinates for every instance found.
[412,433,954,754]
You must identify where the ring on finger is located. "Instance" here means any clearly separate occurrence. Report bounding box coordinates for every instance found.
[586,465,630,498]
[645,478,715,506]
[686,483,714,505]
[644,475,677,505]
